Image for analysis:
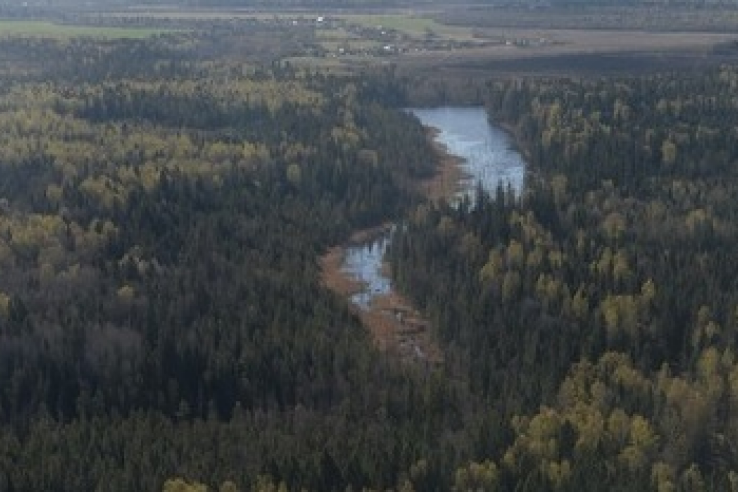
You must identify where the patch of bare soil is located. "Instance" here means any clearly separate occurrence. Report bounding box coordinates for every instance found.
[321,246,361,297]
[365,292,444,364]
[320,129,460,365]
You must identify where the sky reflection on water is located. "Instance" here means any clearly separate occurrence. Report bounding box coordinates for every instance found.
[343,107,526,309]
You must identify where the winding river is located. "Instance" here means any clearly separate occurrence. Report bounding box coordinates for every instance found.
[342,106,526,310]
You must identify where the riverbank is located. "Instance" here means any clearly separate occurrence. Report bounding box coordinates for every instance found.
[320,224,390,302]
[416,127,467,202]
[320,126,459,364]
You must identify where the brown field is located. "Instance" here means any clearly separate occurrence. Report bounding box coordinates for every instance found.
[396,28,738,76]
[439,5,738,33]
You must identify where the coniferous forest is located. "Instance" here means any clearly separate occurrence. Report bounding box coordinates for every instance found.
[1,21,738,492]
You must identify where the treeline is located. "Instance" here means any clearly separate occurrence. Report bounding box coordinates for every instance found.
[390,68,738,489]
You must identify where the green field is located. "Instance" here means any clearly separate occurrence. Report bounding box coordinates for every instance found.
[339,13,475,40]
[0,20,167,39]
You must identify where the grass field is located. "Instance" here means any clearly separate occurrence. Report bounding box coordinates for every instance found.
[338,14,475,40]
[0,20,167,39]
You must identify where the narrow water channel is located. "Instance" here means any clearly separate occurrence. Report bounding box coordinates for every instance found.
[342,106,526,310]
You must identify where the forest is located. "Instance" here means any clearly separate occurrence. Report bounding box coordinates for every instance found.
[0,16,738,492]
[0,31,449,491]
[390,68,738,489]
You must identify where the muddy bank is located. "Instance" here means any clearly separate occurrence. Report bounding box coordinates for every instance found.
[319,129,459,364]
[322,241,443,363]
[416,127,467,202]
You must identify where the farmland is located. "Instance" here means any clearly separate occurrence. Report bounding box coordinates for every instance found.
[0,20,167,39]
[4,6,735,76]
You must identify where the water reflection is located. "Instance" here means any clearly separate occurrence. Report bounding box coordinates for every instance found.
[343,235,392,309]
[342,107,526,310]
[410,107,525,199]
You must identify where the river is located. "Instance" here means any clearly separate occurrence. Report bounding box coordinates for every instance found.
[342,106,526,310]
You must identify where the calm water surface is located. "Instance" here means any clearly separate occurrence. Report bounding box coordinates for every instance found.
[343,107,526,309]
[411,107,525,198]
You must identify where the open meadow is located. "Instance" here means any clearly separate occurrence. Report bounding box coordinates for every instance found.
[0,20,167,39]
